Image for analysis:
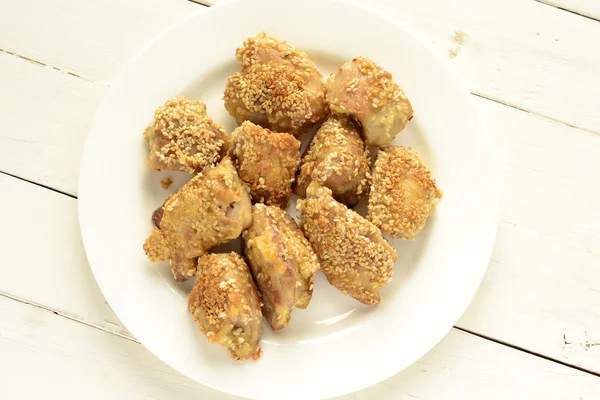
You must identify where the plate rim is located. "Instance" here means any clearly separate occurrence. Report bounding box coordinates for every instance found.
[78,0,500,398]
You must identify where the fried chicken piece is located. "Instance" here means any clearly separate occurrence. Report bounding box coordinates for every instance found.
[368,146,442,240]
[224,32,328,137]
[297,182,397,305]
[325,57,413,147]
[230,121,301,208]
[294,115,371,206]
[143,158,252,282]
[144,96,229,174]
[243,204,319,330]
[189,253,263,360]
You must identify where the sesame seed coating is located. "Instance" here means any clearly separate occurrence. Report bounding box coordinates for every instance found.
[368,146,442,240]
[242,204,319,330]
[297,182,397,305]
[144,96,230,174]
[143,158,252,282]
[230,121,301,208]
[224,32,328,137]
[325,57,413,147]
[189,252,263,361]
[294,115,371,205]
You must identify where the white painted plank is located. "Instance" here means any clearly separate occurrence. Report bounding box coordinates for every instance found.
[0,295,222,400]
[352,0,600,133]
[0,172,130,338]
[2,0,599,132]
[459,99,600,370]
[1,90,600,373]
[538,0,600,21]
[2,295,599,400]
[1,0,600,381]
[0,52,105,195]
[0,0,198,84]
[1,0,600,196]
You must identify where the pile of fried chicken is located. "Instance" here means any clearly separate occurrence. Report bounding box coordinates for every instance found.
[142,32,442,361]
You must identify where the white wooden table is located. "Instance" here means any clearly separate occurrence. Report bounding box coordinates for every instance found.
[1,0,600,398]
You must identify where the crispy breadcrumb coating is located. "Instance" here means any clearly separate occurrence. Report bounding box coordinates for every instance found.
[230,121,301,208]
[143,158,252,282]
[368,146,442,240]
[294,115,371,205]
[326,57,413,147]
[224,32,328,137]
[243,204,319,330]
[144,96,230,174]
[189,253,263,360]
[297,182,397,305]
[160,177,173,190]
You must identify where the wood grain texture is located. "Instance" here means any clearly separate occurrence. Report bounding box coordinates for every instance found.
[537,0,600,21]
[0,52,104,195]
[0,0,599,395]
[0,0,599,134]
[353,0,600,134]
[0,0,198,84]
[1,88,599,372]
[459,98,600,371]
[2,294,599,400]
[0,172,130,338]
[0,0,599,195]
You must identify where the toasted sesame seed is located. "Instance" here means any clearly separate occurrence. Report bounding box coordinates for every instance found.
[367,146,442,239]
[325,57,413,147]
[224,33,329,137]
[143,96,230,174]
[294,115,371,206]
[297,182,397,305]
[243,204,319,329]
[230,121,301,208]
[188,253,263,361]
[142,158,252,282]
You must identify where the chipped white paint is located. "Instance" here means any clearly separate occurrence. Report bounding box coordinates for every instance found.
[2,90,600,374]
[354,0,600,133]
[2,294,600,400]
[1,0,600,397]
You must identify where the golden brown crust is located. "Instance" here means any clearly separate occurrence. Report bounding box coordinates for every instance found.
[160,177,173,190]
[368,146,442,240]
[144,96,230,174]
[189,253,263,360]
[243,204,319,330]
[297,182,397,305]
[294,115,371,205]
[224,32,328,137]
[230,121,301,208]
[143,158,252,282]
[325,57,413,147]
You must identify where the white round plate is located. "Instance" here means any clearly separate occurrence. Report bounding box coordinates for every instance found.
[78,0,499,398]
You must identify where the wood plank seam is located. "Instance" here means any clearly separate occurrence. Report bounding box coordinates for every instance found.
[454,327,600,379]
[0,80,597,200]
[187,0,215,6]
[0,290,136,343]
[534,0,600,23]
[0,0,596,138]
[184,0,600,136]
[0,48,107,87]
[1,158,598,379]
[470,90,599,136]
[4,282,600,382]
[0,171,76,199]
